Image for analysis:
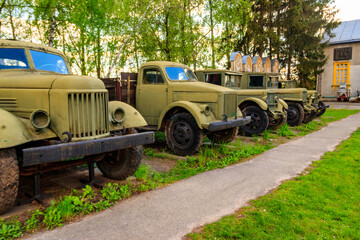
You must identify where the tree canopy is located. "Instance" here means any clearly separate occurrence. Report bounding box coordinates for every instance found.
[0,0,338,88]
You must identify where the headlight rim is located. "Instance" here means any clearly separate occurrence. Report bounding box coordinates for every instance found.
[30,110,50,129]
[112,107,125,124]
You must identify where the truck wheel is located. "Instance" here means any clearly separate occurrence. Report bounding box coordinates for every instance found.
[286,102,304,126]
[316,101,326,117]
[240,105,269,136]
[0,148,19,214]
[165,112,203,156]
[303,110,317,124]
[268,112,287,130]
[207,127,238,143]
[97,130,142,180]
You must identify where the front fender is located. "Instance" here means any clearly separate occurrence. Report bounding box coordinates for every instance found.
[238,97,268,111]
[0,109,31,148]
[158,101,215,130]
[278,99,288,109]
[108,101,147,131]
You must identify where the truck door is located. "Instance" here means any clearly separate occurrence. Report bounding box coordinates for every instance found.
[136,67,168,126]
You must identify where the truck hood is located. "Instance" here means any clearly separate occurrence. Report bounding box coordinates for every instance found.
[0,71,104,89]
[172,81,234,93]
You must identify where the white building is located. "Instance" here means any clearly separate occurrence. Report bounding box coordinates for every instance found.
[318,20,360,100]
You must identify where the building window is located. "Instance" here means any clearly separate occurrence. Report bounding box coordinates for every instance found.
[333,62,350,90]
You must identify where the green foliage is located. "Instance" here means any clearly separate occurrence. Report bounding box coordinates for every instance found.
[0,219,23,240]
[144,147,168,159]
[101,183,131,202]
[154,131,165,143]
[277,123,295,138]
[189,129,360,239]
[262,129,270,141]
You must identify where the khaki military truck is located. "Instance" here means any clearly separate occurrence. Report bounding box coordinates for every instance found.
[279,79,329,117]
[195,69,288,136]
[0,40,154,214]
[103,61,251,156]
[241,72,317,126]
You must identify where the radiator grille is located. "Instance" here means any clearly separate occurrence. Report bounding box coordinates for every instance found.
[68,92,109,139]
[224,94,237,118]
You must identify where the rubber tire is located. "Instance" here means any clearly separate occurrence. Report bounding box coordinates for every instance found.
[286,102,304,126]
[97,129,142,180]
[207,127,238,143]
[165,112,203,156]
[268,111,287,130]
[316,101,326,117]
[0,148,19,214]
[303,110,317,124]
[240,105,269,136]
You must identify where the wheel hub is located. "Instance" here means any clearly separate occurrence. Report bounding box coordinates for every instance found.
[172,122,193,147]
[246,112,261,129]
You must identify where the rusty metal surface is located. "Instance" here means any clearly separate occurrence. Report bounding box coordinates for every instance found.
[22,132,155,166]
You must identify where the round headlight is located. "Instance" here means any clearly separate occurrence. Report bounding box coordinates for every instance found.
[204,106,211,116]
[30,110,50,129]
[112,107,125,123]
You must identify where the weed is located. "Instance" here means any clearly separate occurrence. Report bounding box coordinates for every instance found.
[43,203,63,229]
[262,130,270,141]
[144,147,157,157]
[143,147,168,159]
[0,218,23,240]
[154,131,166,142]
[25,209,42,232]
[277,123,295,138]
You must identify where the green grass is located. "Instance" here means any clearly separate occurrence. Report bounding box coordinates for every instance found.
[0,109,358,239]
[188,128,360,239]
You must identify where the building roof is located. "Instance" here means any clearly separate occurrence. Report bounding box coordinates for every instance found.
[324,19,360,45]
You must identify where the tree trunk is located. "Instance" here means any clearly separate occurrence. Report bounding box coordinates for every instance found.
[48,9,56,47]
[96,29,101,78]
[9,7,16,39]
[209,0,215,68]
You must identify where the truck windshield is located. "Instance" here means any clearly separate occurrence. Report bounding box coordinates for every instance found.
[30,50,69,74]
[0,48,29,70]
[165,67,197,81]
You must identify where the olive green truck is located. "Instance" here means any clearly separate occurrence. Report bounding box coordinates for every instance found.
[240,72,318,126]
[103,61,251,156]
[279,79,329,117]
[0,40,154,214]
[195,69,288,136]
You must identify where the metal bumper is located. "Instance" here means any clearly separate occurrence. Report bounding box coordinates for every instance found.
[208,116,251,132]
[318,104,329,111]
[22,132,155,167]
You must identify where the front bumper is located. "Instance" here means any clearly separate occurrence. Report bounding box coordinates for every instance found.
[22,132,155,166]
[304,105,317,113]
[268,110,286,120]
[315,103,329,111]
[208,116,251,132]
